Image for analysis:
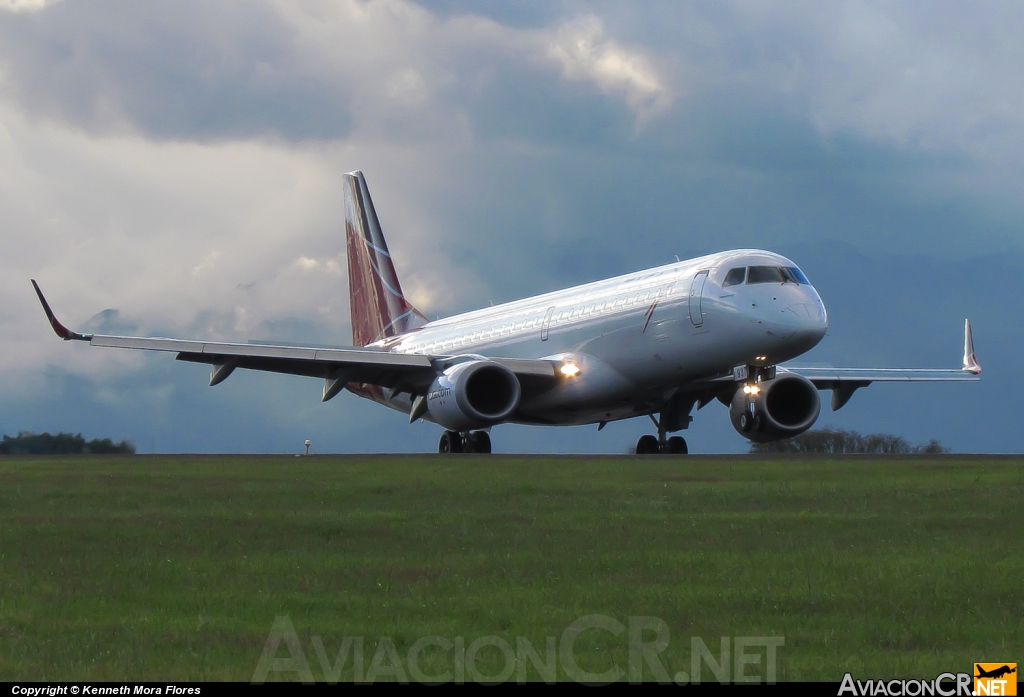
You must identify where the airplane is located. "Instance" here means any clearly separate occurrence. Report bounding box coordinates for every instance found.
[31,171,981,454]
[975,665,1016,680]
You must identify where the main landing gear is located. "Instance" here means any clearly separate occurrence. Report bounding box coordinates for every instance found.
[635,434,688,455]
[438,430,492,454]
[635,413,688,455]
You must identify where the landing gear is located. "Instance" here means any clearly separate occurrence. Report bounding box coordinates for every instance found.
[635,433,688,455]
[636,434,659,454]
[438,430,492,454]
[438,430,463,453]
[666,436,688,454]
[739,410,765,433]
[467,431,491,454]
[635,412,690,455]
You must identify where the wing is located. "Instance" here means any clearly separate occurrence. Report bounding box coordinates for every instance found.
[31,281,556,402]
[783,319,981,410]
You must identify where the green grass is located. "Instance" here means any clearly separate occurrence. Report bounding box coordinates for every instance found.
[0,455,1021,682]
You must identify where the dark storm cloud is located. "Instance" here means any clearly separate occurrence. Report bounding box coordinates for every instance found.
[411,0,568,28]
[0,0,353,139]
[0,0,655,143]
[457,60,637,146]
[402,116,1009,314]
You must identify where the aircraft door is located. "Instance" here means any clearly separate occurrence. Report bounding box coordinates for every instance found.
[541,306,555,341]
[688,271,709,327]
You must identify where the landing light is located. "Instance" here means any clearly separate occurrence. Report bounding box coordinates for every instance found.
[742,384,760,396]
[560,362,581,378]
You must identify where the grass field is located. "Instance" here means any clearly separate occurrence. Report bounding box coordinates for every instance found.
[0,454,1021,682]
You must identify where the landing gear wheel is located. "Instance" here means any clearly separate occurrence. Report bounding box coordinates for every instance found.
[636,434,659,455]
[739,412,753,432]
[438,430,464,454]
[753,414,764,432]
[666,436,688,454]
[468,431,492,454]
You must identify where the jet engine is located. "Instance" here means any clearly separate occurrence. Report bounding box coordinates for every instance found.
[426,359,521,432]
[729,373,820,443]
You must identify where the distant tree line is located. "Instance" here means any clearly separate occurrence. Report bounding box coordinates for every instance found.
[750,428,949,454]
[0,431,135,455]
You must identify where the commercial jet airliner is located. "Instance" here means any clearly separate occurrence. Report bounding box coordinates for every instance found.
[32,171,981,454]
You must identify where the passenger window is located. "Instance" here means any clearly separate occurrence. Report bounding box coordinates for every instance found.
[723,267,746,287]
[747,266,785,284]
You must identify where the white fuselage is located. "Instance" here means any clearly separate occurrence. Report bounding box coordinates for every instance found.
[368,249,828,426]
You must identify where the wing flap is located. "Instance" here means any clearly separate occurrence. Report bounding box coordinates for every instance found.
[90,334,433,366]
[90,332,558,390]
[175,351,435,385]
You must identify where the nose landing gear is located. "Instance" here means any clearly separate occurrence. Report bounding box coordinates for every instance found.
[438,430,492,454]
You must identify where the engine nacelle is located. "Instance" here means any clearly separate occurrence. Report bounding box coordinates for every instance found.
[729,373,820,443]
[426,359,521,432]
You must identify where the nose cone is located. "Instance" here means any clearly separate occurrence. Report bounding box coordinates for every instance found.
[764,288,827,358]
[785,289,828,350]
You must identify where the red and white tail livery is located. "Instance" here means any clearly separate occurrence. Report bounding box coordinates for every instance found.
[345,171,427,347]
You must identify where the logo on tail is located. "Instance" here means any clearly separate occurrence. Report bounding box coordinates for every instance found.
[344,171,428,346]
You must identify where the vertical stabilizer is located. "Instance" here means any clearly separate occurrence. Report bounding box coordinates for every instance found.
[344,171,428,346]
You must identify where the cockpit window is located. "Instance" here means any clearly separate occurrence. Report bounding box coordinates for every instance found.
[746,266,785,284]
[783,267,810,284]
[744,265,810,285]
[723,267,746,287]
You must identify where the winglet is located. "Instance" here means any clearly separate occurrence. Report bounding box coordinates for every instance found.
[963,319,980,375]
[30,280,91,341]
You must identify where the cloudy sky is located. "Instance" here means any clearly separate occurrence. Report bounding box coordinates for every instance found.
[0,0,1020,453]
